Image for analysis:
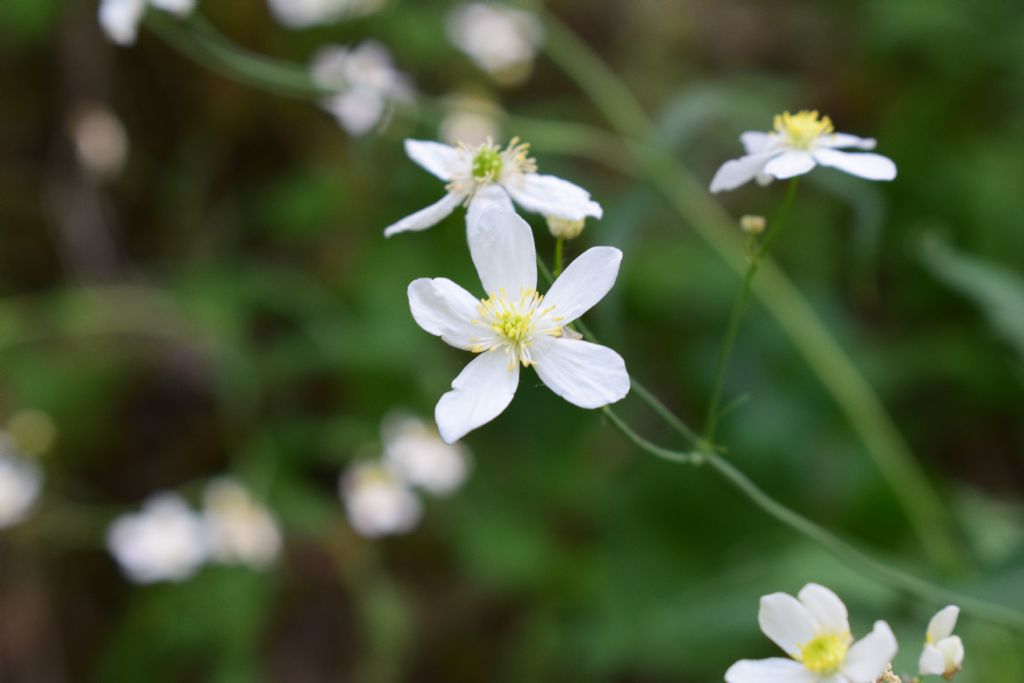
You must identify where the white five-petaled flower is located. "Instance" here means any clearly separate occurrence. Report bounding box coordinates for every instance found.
[202,478,283,569]
[98,0,196,47]
[408,205,629,443]
[919,605,964,678]
[0,436,43,530]
[340,461,422,538]
[310,42,413,137]
[725,583,898,683]
[710,110,897,193]
[106,492,209,584]
[384,137,601,237]
[446,3,543,85]
[382,414,470,496]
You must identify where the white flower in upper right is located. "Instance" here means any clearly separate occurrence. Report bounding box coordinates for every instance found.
[408,205,629,443]
[710,110,897,193]
[726,583,898,683]
[919,605,964,678]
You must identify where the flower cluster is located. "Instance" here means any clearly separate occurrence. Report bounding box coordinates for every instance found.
[340,414,470,537]
[106,479,282,584]
[726,584,964,682]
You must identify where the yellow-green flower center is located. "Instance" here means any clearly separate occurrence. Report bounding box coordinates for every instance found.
[473,288,562,366]
[471,145,504,182]
[774,110,834,149]
[800,633,849,674]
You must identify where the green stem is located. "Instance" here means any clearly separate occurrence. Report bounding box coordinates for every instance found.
[703,179,798,441]
[602,408,703,465]
[553,238,565,278]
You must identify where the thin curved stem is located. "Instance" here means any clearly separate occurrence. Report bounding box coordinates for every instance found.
[602,408,703,465]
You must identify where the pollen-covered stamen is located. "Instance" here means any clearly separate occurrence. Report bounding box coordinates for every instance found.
[471,287,562,367]
[798,632,851,674]
[447,137,538,199]
[774,110,834,149]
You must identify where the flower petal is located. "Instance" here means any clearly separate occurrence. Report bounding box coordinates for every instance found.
[798,583,850,636]
[710,152,775,193]
[408,278,484,350]
[543,247,622,325]
[324,89,386,136]
[926,605,959,642]
[467,185,515,235]
[741,131,776,154]
[531,337,629,409]
[812,148,896,181]
[150,0,195,17]
[98,0,145,46]
[405,139,461,181]
[821,133,876,150]
[725,658,818,683]
[918,643,945,676]
[841,621,897,683]
[759,592,816,658]
[383,192,462,237]
[937,635,964,671]
[468,205,536,295]
[503,173,602,220]
[435,351,519,443]
[763,151,817,180]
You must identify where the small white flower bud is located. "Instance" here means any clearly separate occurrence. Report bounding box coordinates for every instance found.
[546,216,586,240]
[740,214,766,235]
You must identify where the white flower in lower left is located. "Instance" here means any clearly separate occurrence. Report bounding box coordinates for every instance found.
[408,205,629,443]
[340,462,422,538]
[107,492,209,584]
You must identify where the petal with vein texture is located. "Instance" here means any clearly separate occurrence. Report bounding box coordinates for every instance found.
[408,278,484,350]
[405,139,462,180]
[384,192,462,237]
[798,583,850,636]
[842,621,897,683]
[812,148,896,181]
[543,247,622,325]
[469,206,536,295]
[435,351,519,443]
[467,185,515,239]
[725,658,818,683]
[504,173,602,220]
[759,592,817,658]
[532,337,629,409]
[763,151,817,180]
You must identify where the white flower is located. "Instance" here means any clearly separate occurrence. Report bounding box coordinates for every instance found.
[340,462,422,538]
[382,414,470,496]
[919,605,964,678]
[202,478,282,569]
[408,205,629,443]
[710,110,897,193]
[446,3,542,85]
[384,137,601,237]
[98,0,196,47]
[267,0,383,29]
[725,583,898,683]
[107,492,209,584]
[0,438,43,529]
[310,42,413,137]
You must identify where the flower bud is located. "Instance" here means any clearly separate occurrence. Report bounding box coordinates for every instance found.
[740,214,766,235]
[546,216,586,240]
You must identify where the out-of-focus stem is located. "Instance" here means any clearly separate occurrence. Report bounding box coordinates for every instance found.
[553,238,565,277]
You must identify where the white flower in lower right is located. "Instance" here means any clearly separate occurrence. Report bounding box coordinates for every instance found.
[408,205,629,443]
[918,605,963,678]
[725,583,898,683]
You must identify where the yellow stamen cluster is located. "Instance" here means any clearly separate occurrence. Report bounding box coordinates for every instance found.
[448,137,537,198]
[774,110,834,149]
[799,633,850,674]
[472,288,561,367]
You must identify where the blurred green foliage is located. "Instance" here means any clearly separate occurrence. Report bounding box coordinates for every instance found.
[0,0,1022,681]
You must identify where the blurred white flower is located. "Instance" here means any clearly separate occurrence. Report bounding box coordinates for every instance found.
[68,102,129,181]
[310,41,413,137]
[710,110,897,192]
[384,137,601,237]
[725,583,898,683]
[919,605,964,678]
[203,478,282,569]
[408,205,628,443]
[340,462,422,538]
[267,0,383,29]
[382,414,469,496]
[107,492,208,584]
[440,93,503,147]
[98,0,197,47]
[447,3,542,85]
[0,437,43,530]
